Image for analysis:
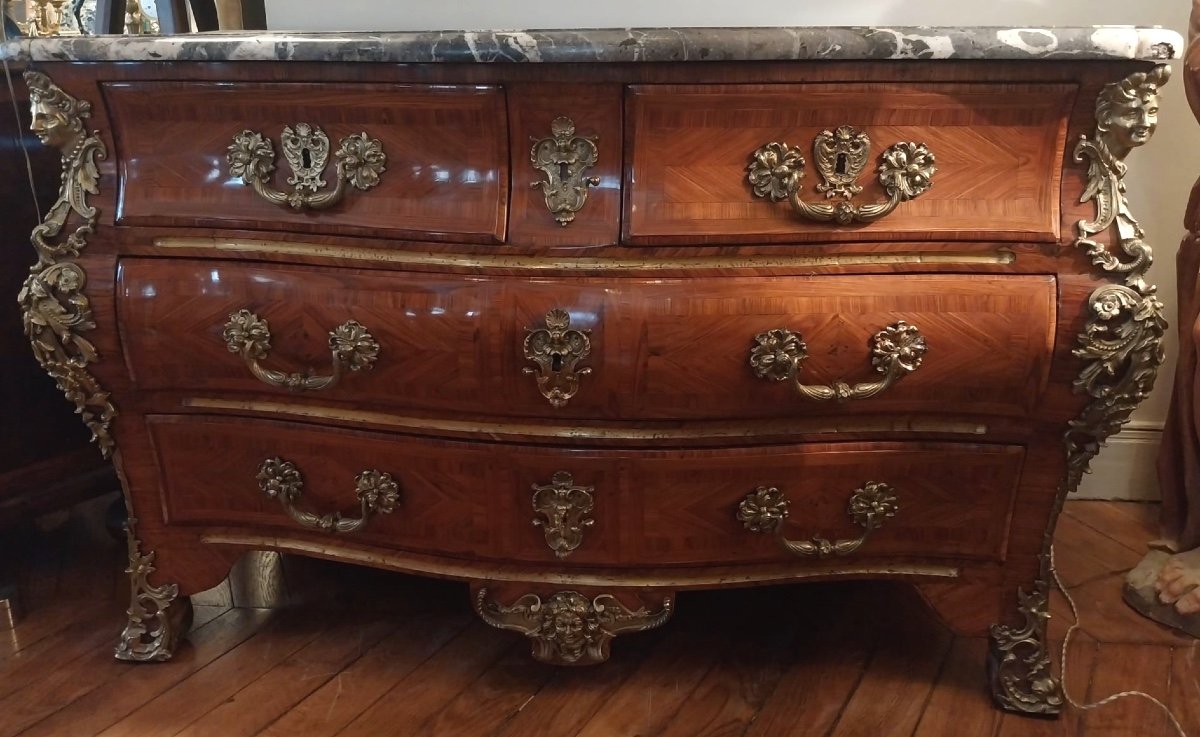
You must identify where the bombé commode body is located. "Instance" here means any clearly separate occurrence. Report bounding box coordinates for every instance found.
[1,25,1180,716]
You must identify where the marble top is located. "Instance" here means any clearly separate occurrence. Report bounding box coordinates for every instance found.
[0,26,1182,64]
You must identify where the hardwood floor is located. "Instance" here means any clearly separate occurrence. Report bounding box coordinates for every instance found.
[0,498,1195,737]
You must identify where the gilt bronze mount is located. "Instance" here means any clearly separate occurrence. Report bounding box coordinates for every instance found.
[227,124,386,211]
[530,116,600,226]
[474,588,672,665]
[738,482,899,559]
[531,471,595,559]
[221,308,380,392]
[750,321,926,402]
[257,457,400,534]
[747,126,936,225]
[523,308,593,408]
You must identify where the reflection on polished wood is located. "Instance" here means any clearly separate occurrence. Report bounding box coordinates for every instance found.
[0,500,1192,737]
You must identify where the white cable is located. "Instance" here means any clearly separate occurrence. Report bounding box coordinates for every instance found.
[3,2,45,225]
[1050,543,1191,737]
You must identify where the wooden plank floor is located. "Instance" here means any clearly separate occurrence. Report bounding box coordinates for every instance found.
[0,499,1196,737]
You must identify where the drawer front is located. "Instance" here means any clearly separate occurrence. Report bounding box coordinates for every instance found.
[119,259,1054,420]
[625,82,1074,244]
[104,82,508,242]
[149,415,1020,566]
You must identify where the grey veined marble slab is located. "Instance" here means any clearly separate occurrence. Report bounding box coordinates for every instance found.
[0,26,1183,63]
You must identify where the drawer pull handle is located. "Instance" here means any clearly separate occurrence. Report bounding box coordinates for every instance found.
[227,124,386,211]
[750,321,926,402]
[737,482,899,559]
[222,309,380,392]
[257,457,399,534]
[747,126,935,225]
[530,116,600,226]
[523,308,592,408]
[531,471,595,559]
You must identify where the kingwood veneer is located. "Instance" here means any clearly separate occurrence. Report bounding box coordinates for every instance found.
[2,25,1180,717]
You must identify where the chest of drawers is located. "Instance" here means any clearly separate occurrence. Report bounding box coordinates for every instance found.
[4,25,1180,716]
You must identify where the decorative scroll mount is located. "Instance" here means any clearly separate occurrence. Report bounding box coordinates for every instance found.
[531,471,595,559]
[474,589,673,665]
[20,70,117,457]
[257,457,400,534]
[222,309,380,392]
[115,519,191,662]
[988,586,1064,715]
[747,126,936,225]
[227,124,386,211]
[530,116,600,226]
[737,482,898,559]
[750,321,926,402]
[523,308,593,408]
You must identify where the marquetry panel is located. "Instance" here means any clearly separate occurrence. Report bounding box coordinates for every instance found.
[118,259,1055,422]
[148,415,1019,567]
[103,82,509,242]
[633,442,1023,564]
[624,83,1075,244]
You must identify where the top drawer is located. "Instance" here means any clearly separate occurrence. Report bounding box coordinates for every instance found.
[104,82,509,243]
[624,83,1074,244]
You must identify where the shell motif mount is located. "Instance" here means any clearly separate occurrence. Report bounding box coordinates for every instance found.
[522,308,593,408]
[227,124,386,211]
[747,127,936,225]
[530,116,601,226]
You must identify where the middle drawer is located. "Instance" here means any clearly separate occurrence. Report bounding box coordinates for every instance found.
[118,258,1054,421]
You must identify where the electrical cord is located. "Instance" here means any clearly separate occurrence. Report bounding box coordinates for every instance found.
[1050,543,1191,737]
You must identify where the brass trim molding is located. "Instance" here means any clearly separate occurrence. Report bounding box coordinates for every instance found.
[20,70,117,457]
[751,321,927,402]
[151,237,1016,271]
[227,124,386,211]
[531,471,595,558]
[222,309,380,392]
[181,398,990,439]
[523,308,593,408]
[989,64,1171,717]
[474,588,672,665]
[530,116,600,226]
[257,457,399,534]
[199,532,961,587]
[738,482,899,559]
[748,127,937,225]
[115,519,191,662]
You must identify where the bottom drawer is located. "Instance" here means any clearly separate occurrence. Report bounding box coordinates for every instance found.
[148,415,1022,566]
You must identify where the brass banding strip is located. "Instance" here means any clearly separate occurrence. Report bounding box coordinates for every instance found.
[181,398,990,438]
[153,237,1016,271]
[199,533,961,586]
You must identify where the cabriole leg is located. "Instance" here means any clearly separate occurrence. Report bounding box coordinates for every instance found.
[114,523,192,662]
[987,584,1063,716]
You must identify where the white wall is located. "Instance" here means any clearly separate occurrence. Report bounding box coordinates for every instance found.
[265,0,1198,500]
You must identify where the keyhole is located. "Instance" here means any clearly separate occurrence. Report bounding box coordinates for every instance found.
[301,147,313,169]
[835,153,848,175]
[551,353,564,372]
[558,162,570,181]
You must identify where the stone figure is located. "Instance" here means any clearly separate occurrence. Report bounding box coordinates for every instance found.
[1124,0,1200,636]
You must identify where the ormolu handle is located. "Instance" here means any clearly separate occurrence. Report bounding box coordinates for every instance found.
[222,309,380,392]
[750,321,926,402]
[746,126,936,225]
[737,482,898,559]
[226,124,386,211]
[256,457,399,534]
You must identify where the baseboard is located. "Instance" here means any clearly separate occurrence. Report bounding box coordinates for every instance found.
[1074,424,1162,501]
